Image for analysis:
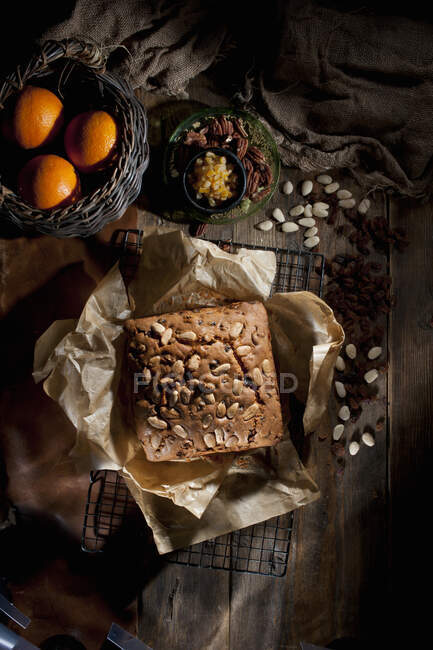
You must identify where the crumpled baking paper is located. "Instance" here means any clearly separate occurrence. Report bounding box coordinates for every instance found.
[34,228,344,553]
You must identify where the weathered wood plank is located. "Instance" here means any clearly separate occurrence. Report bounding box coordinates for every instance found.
[389,197,433,648]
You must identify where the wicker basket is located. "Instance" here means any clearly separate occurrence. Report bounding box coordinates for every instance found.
[0,39,149,238]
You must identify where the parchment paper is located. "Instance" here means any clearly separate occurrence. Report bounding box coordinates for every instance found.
[34,229,344,554]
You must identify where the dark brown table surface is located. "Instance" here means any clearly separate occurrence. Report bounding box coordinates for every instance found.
[0,83,432,650]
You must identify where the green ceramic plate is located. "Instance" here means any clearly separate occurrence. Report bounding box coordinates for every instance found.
[163,107,280,225]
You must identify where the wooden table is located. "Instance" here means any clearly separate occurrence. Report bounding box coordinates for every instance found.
[0,85,431,650]
[133,88,433,650]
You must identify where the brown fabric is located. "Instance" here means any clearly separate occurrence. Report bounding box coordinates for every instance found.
[39,0,433,199]
[41,0,227,97]
[257,1,433,199]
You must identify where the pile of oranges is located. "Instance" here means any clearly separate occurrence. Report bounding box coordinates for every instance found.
[1,85,119,211]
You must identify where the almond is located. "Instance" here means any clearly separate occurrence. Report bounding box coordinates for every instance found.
[237,345,251,356]
[204,433,217,448]
[290,204,305,217]
[338,198,356,209]
[257,219,273,231]
[324,182,340,194]
[362,432,375,447]
[282,180,294,195]
[232,378,243,395]
[301,180,313,196]
[272,208,285,223]
[335,381,346,398]
[335,356,345,371]
[173,424,187,439]
[187,354,201,371]
[230,321,244,338]
[151,322,165,335]
[226,402,240,418]
[304,236,320,248]
[345,343,357,359]
[298,217,316,228]
[212,363,231,376]
[281,222,299,233]
[216,402,227,417]
[364,369,379,384]
[349,441,360,456]
[243,403,259,420]
[202,413,213,429]
[338,405,350,421]
[367,346,382,360]
[147,416,167,430]
[316,174,332,184]
[178,330,197,342]
[304,204,313,218]
[225,435,239,448]
[160,327,173,345]
[215,427,225,444]
[262,358,272,375]
[252,367,263,386]
[333,424,344,440]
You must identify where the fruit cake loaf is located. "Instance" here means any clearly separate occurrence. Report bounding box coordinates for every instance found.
[125,301,283,461]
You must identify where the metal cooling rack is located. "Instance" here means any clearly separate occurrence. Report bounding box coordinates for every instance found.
[81,228,325,577]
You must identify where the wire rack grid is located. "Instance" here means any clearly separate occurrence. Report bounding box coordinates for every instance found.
[82,229,325,577]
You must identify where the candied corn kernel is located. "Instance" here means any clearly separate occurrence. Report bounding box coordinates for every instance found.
[189,153,238,207]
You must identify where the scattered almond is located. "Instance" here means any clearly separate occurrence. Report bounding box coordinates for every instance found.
[290,204,305,217]
[358,198,371,215]
[337,189,352,200]
[338,198,356,209]
[257,219,273,231]
[283,180,293,195]
[364,369,379,384]
[304,203,313,217]
[367,346,382,360]
[324,182,340,194]
[336,356,345,371]
[304,235,320,248]
[345,343,357,359]
[333,424,344,440]
[304,226,318,237]
[338,405,350,421]
[335,381,346,398]
[281,221,299,233]
[317,174,333,184]
[362,432,375,447]
[272,207,285,223]
[349,441,360,456]
[301,179,313,196]
[298,217,316,227]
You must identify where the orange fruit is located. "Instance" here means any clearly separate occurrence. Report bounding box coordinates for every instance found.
[12,85,64,150]
[64,110,118,173]
[18,154,80,210]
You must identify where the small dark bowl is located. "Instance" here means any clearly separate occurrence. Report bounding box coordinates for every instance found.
[182,147,247,215]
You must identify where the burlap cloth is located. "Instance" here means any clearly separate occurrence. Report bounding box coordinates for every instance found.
[40,0,433,199]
